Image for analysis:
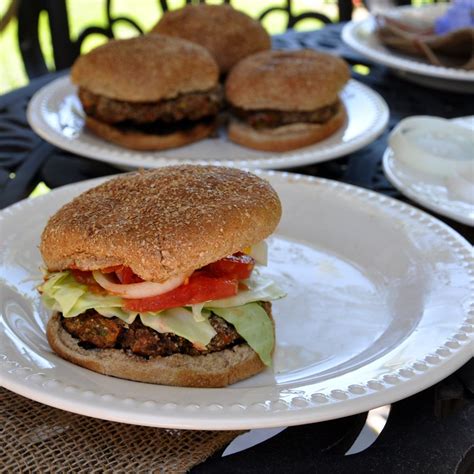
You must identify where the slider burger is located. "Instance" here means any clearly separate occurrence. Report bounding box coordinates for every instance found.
[71,35,221,150]
[225,50,351,152]
[150,4,271,75]
[39,166,284,387]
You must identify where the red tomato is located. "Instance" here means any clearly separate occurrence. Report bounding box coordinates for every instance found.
[70,269,107,295]
[123,273,238,312]
[70,269,95,285]
[115,266,143,284]
[101,265,122,274]
[203,253,255,280]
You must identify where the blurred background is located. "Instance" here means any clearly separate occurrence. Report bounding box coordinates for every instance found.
[0,0,436,94]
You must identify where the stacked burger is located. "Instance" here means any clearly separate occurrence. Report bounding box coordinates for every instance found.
[72,35,222,151]
[40,166,285,387]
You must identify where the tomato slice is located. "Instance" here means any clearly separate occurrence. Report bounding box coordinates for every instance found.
[203,253,255,280]
[71,269,95,285]
[123,273,238,312]
[101,265,122,274]
[70,269,107,294]
[115,266,143,284]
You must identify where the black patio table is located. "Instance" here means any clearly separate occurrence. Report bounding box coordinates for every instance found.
[1,24,473,473]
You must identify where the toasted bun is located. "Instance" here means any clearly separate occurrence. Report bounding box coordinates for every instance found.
[228,102,347,152]
[71,35,218,102]
[226,50,350,111]
[40,166,281,282]
[84,116,216,151]
[150,4,271,74]
[47,312,268,387]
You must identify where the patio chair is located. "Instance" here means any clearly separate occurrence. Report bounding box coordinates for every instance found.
[15,0,356,79]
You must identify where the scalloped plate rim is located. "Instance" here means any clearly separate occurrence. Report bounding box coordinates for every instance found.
[382,148,474,226]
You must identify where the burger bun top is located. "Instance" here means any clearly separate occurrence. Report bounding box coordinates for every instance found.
[151,4,271,74]
[40,166,282,282]
[225,49,350,111]
[71,34,219,102]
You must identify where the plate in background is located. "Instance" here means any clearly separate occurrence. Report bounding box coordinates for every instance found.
[27,76,389,170]
[342,5,474,93]
[383,116,474,226]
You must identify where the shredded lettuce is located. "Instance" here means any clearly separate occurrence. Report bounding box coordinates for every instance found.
[210,303,274,366]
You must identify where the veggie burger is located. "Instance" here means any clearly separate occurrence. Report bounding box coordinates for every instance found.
[39,166,284,387]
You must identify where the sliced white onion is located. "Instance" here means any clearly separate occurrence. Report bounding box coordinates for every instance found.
[249,241,268,266]
[389,116,474,178]
[92,271,186,299]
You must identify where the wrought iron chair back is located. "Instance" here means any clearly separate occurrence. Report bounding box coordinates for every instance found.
[17,0,354,79]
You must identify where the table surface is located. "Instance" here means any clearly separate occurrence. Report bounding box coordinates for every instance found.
[1,24,473,473]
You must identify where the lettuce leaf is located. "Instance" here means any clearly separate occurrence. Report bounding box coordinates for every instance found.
[141,308,216,349]
[210,303,274,366]
[40,272,126,318]
[189,302,206,322]
[67,291,124,318]
[95,307,138,324]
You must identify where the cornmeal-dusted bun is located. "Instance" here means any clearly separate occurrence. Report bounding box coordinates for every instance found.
[84,116,216,151]
[228,101,346,152]
[150,4,271,74]
[40,166,282,282]
[47,312,270,387]
[226,49,350,111]
[71,34,218,102]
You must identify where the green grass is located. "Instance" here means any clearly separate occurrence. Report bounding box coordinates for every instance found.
[0,0,346,94]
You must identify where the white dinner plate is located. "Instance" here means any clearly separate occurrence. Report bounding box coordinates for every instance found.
[383,116,474,227]
[342,5,474,93]
[27,76,389,170]
[1,172,472,430]
[383,148,474,226]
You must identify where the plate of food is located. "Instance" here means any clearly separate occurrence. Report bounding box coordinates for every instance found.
[27,34,388,170]
[383,115,474,226]
[342,3,474,92]
[1,166,472,430]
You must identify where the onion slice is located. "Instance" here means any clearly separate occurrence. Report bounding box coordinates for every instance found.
[92,271,186,299]
[389,116,474,178]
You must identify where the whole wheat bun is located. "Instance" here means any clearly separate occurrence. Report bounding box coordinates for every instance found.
[84,116,216,151]
[71,34,218,102]
[40,166,281,282]
[47,312,268,387]
[225,50,350,111]
[150,4,271,74]
[228,102,347,152]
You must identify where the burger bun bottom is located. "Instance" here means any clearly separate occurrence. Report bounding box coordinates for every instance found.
[228,103,346,152]
[85,116,216,151]
[47,312,267,387]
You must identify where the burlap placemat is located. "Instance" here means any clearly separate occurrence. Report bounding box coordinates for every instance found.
[0,387,242,473]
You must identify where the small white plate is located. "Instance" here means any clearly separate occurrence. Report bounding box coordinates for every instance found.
[1,172,472,430]
[27,76,389,170]
[342,5,474,93]
[383,116,474,227]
